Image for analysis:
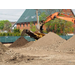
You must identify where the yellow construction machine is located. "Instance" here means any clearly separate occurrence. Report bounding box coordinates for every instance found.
[21,29,45,40]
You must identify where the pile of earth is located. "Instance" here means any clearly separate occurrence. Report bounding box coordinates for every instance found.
[56,35,75,53]
[29,32,66,50]
[9,37,29,48]
[0,42,9,62]
[0,42,9,53]
[23,41,34,47]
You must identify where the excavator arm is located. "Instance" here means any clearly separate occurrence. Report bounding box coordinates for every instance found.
[40,12,75,33]
[21,12,75,40]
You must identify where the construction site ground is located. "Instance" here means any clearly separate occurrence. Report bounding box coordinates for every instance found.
[0,45,75,65]
[0,32,75,65]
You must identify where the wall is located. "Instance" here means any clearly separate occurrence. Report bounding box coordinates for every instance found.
[17,21,46,30]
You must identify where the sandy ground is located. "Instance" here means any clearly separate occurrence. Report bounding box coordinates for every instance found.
[0,43,75,65]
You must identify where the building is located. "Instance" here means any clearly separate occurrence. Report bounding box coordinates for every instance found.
[16,9,75,33]
[16,9,61,30]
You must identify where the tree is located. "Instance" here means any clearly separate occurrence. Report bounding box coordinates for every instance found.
[39,12,48,21]
[0,21,4,30]
[3,20,12,31]
[36,9,39,25]
[0,20,12,31]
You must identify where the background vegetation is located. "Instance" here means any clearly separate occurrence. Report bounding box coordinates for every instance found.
[0,20,12,32]
[39,12,74,35]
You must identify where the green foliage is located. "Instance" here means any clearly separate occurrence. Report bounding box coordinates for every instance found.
[43,30,47,33]
[30,21,34,26]
[59,14,64,16]
[30,25,37,32]
[39,12,48,21]
[13,33,21,36]
[0,33,3,36]
[30,21,37,32]
[13,28,20,33]
[0,21,4,29]
[0,32,21,36]
[0,20,12,30]
[39,12,74,35]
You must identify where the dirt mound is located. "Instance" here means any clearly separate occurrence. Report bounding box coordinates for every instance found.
[23,41,34,47]
[9,37,29,48]
[0,42,8,53]
[0,42,9,62]
[30,32,66,50]
[5,52,39,64]
[57,35,75,53]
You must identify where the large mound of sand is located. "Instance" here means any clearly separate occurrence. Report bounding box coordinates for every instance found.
[0,42,8,53]
[57,35,75,53]
[30,32,66,50]
[23,41,34,47]
[9,37,29,47]
[0,42,9,62]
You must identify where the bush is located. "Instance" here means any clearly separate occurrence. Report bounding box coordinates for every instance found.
[7,33,12,36]
[43,30,48,33]
[0,33,3,36]
[13,28,20,33]
[0,32,21,36]
[2,33,7,36]
[13,33,21,36]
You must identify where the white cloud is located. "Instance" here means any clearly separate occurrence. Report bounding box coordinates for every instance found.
[0,9,25,22]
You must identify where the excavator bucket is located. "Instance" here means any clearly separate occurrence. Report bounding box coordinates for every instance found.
[21,29,27,36]
[21,29,45,40]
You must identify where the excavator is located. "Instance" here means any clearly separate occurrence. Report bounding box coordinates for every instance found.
[21,12,75,40]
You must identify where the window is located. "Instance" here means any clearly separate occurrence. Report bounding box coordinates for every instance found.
[67,13,70,15]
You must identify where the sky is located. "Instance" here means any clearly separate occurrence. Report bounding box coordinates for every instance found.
[0,9,25,22]
[0,9,75,22]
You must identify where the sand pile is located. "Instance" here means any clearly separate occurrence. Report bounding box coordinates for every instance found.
[0,42,8,53]
[29,32,66,50]
[57,35,75,53]
[9,37,29,47]
[6,53,37,64]
[23,41,34,47]
[0,42,9,62]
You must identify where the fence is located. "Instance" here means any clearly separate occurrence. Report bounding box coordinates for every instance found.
[0,36,35,43]
[59,35,73,40]
[0,35,73,43]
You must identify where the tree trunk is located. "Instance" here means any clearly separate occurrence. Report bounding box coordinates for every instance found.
[36,9,39,25]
